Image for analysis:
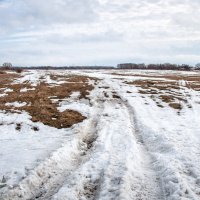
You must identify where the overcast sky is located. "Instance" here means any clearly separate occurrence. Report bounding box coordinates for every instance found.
[0,0,200,66]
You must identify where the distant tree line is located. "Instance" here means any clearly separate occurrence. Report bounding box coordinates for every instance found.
[117,63,196,71]
[12,66,115,70]
[1,62,200,71]
[0,64,115,72]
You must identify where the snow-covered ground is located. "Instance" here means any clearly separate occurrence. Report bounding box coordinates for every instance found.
[0,70,200,200]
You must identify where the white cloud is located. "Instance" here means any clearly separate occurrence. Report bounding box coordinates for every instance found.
[0,0,200,66]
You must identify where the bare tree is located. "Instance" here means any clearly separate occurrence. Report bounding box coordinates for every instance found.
[2,62,12,69]
[195,63,200,70]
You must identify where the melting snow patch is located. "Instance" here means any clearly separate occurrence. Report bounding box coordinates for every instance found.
[5,102,27,108]
[20,88,35,92]
[58,102,91,117]
[0,93,7,97]
[70,91,81,99]
[0,111,71,191]
[58,92,91,116]
[4,88,13,93]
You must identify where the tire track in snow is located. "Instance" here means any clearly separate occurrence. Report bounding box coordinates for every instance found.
[79,72,200,199]
[36,120,100,200]
[1,100,104,200]
[51,97,163,200]
[122,99,165,200]
[2,79,163,200]
[104,79,164,199]
[1,81,107,200]
[35,119,100,200]
[120,79,200,199]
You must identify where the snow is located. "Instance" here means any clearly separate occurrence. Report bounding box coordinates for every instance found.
[78,70,200,199]
[58,92,91,117]
[52,100,161,200]
[58,102,91,117]
[1,69,200,200]
[4,88,13,93]
[0,94,7,97]
[13,71,43,86]
[20,88,35,92]
[5,102,27,107]
[0,111,70,189]
[98,72,200,199]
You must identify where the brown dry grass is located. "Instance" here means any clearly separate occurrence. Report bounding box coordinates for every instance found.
[127,80,179,90]
[0,74,97,128]
[0,72,19,88]
[123,73,200,91]
[126,76,195,110]
[112,72,200,83]
[50,74,99,83]
[146,75,200,91]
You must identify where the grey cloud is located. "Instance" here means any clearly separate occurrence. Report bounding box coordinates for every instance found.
[42,31,124,44]
[0,0,99,33]
[0,0,200,66]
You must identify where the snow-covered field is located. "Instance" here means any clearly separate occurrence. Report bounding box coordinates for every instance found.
[0,69,200,200]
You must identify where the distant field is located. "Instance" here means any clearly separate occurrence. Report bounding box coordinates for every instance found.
[0,69,200,200]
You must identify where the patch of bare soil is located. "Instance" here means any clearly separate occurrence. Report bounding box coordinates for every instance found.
[103,92,109,98]
[99,86,110,89]
[0,74,97,128]
[112,92,121,99]
[169,103,182,110]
